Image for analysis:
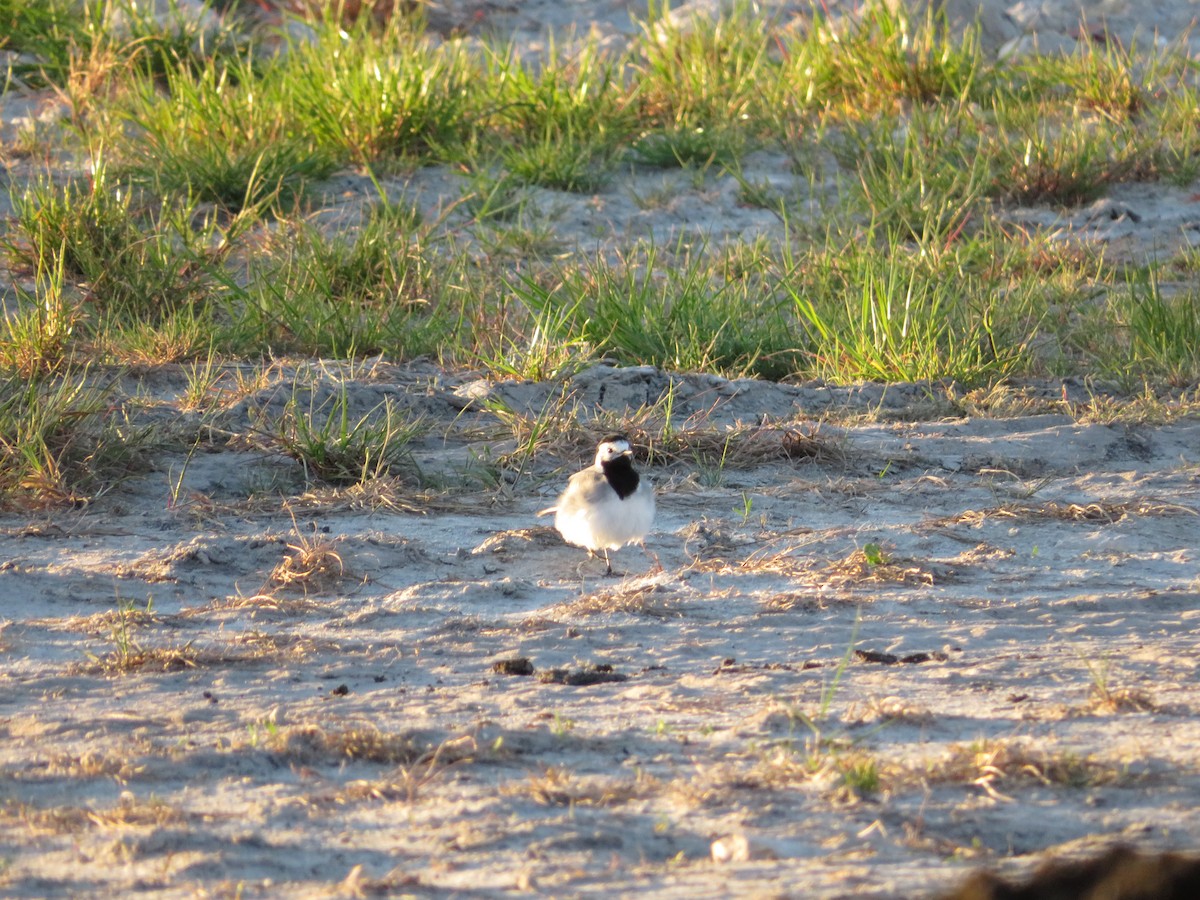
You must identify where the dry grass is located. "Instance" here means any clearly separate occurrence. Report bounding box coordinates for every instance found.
[180,593,328,617]
[749,740,882,805]
[1079,684,1158,715]
[487,395,847,478]
[0,795,188,836]
[940,499,1198,527]
[918,739,1145,799]
[252,725,480,806]
[852,695,936,727]
[258,724,478,768]
[75,642,205,676]
[28,750,144,784]
[502,766,657,808]
[821,546,937,587]
[225,630,342,659]
[545,576,684,619]
[267,526,348,594]
[734,543,939,590]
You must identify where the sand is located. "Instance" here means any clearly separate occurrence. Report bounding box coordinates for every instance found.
[3,2,1200,898]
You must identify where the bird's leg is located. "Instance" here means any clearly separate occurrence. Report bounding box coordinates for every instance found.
[603,549,614,577]
[641,543,662,574]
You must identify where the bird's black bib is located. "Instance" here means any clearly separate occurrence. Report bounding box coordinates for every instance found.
[601,457,640,500]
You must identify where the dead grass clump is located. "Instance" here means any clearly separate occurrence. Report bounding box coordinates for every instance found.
[262,724,478,769]
[182,593,326,617]
[227,630,340,660]
[503,766,657,808]
[821,545,936,587]
[1080,684,1158,715]
[751,741,882,804]
[203,475,427,517]
[65,605,170,635]
[41,750,144,784]
[550,579,683,619]
[920,739,1142,799]
[781,424,848,465]
[76,642,204,676]
[761,590,827,612]
[853,695,935,727]
[2,795,186,836]
[268,531,347,594]
[265,724,423,765]
[265,727,479,805]
[943,499,1197,527]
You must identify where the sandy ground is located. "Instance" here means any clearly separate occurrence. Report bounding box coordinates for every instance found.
[3,2,1200,898]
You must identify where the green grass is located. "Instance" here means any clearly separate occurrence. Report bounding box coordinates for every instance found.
[0,366,144,505]
[4,2,1200,504]
[252,381,427,487]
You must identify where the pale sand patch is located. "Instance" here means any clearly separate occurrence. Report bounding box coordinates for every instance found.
[4,2,1200,896]
[2,372,1199,897]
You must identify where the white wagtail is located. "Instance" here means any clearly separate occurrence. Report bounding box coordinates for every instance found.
[539,434,655,575]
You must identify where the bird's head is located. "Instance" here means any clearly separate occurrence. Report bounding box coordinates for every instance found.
[595,435,633,465]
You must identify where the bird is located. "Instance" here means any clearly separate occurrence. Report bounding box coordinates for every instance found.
[538,434,655,575]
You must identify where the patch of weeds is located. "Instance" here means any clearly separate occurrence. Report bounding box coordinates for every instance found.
[458,166,532,223]
[633,0,775,136]
[227,204,450,358]
[1077,652,1157,715]
[97,303,219,366]
[280,9,478,162]
[0,366,144,506]
[0,0,100,90]
[488,40,630,192]
[78,604,202,676]
[6,164,220,326]
[507,241,800,378]
[1031,30,1168,122]
[752,736,881,804]
[781,234,1030,384]
[253,383,426,486]
[630,124,746,169]
[780,5,987,117]
[1147,84,1200,185]
[480,389,587,488]
[984,104,1131,206]
[748,617,883,802]
[0,256,79,376]
[725,165,784,211]
[501,131,616,193]
[117,59,339,209]
[1113,271,1200,387]
[473,214,567,261]
[473,279,594,381]
[838,104,989,244]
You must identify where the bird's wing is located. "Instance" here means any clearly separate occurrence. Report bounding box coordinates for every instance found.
[556,469,610,514]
